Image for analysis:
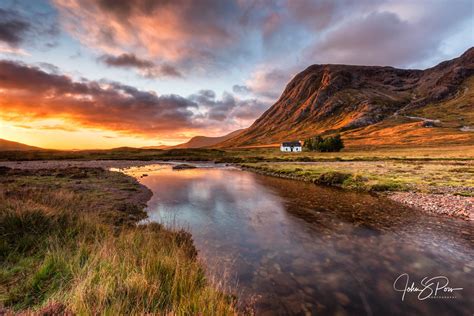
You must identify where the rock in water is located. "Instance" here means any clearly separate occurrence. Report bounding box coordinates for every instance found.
[172,164,197,170]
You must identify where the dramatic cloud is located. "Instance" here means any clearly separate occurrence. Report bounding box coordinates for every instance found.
[53,0,247,73]
[0,59,197,136]
[1,0,471,146]
[306,1,473,67]
[0,8,30,47]
[0,6,58,51]
[99,53,182,78]
[52,0,472,98]
[189,90,235,121]
[0,60,264,137]
[53,3,471,83]
[188,89,269,123]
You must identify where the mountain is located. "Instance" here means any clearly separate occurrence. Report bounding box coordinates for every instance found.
[141,145,169,149]
[171,129,244,148]
[0,138,42,151]
[219,47,474,148]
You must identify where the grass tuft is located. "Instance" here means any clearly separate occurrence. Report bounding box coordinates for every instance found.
[0,168,236,315]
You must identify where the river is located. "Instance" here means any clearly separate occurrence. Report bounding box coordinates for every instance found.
[123,163,473,315]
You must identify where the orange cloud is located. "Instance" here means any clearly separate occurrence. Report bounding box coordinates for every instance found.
[53,0,240,69]
[0,60,266,143]
[0,60,202,138]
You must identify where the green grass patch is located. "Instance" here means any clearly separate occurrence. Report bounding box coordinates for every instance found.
[315,171,352,186]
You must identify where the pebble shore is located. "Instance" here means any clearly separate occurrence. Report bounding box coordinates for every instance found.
[388,192,473,221]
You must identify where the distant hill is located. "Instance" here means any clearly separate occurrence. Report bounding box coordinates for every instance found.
[218,47,474,148]
[170,129,244,149]
[141,145,169,149]
[0,138,42,151]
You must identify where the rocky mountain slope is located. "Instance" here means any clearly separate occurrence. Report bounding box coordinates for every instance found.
[219,47,473,148]
[0,138,42,151]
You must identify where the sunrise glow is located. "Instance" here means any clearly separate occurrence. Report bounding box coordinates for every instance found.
[0,0,472,149]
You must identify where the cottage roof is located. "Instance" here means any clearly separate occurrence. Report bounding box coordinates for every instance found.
[281,141,301,147]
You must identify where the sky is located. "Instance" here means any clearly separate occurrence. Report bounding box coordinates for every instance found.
[0,0,472,149]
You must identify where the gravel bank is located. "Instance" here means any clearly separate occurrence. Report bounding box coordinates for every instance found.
[388,192,473,221]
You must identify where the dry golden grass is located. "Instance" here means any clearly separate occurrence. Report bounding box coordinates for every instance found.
[224,145,474,162]
[342,117,474,149]
[342,78,474,148]
[410,77,474,127]
[243,159,474,195]
[0,168,236,315]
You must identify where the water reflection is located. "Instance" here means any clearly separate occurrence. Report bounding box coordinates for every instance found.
[125,164,473,315]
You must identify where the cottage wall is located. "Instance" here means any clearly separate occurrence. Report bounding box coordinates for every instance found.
[280,145,302,152]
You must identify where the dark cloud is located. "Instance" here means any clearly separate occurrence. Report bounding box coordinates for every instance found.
[188,89,269,122]
[189,90,235,121]
[96,0,133,17]
[55,0,472,80]
[0,5,58,50]
[0,59,267,136]
[0,59,196,135]
[152,63,182,78]
[232,84,251,95]
[100,53,154,68]
[0,8,30,46]
[306,1,473,68]
[99,53,182,78]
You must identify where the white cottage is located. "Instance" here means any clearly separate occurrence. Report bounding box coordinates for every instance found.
[280,141,302,152]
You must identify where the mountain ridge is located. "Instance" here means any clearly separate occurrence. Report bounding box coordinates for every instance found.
[218,47,473,148]
[144,129,245,149]
[172,129,244,148]
[0,138,42,151]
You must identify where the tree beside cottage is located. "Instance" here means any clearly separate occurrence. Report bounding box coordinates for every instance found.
[304,134,344,152]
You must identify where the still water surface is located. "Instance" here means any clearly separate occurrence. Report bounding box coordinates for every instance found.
[124,164,473,315]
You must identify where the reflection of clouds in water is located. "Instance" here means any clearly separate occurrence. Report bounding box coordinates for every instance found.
[125,164,473,315]
[139,166,298,263]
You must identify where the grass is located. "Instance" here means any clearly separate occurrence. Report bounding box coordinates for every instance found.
[241,160,474,195]
[0,144,473,163]
[409,76,474,128]
[0,167,236,315]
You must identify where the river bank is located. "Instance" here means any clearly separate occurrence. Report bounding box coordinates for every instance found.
[0,165,235,314]
[117,163,474,315]
[1,159,472,221]
[240,161,474,221]
[1,159,472,314]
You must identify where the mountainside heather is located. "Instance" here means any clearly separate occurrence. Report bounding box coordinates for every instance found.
[0,138,42,151]
[220,47,474,148]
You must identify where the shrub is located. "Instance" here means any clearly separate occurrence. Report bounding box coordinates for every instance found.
[315,171,352,186]
[304,134,344,152]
